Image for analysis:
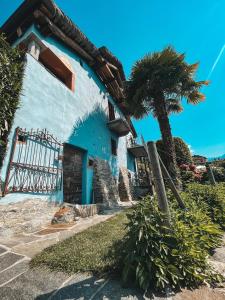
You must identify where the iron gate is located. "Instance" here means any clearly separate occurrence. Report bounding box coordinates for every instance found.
[3,127,63,195]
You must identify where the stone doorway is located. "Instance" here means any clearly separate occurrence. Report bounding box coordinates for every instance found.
[63,144,83,204]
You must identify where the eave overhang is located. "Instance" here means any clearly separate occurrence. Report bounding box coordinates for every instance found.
[128,145,147,158]
[107,118,131,137]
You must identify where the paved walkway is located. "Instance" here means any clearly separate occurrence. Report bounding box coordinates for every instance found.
[0,205,225,299]
[1,241,225,300]
[0,208,149,300]
[0,213,115,258]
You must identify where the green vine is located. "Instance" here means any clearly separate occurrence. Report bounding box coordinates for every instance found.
[0,34,24,169]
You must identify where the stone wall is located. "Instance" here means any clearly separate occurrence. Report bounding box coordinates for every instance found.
[93,158,120,208]
[52,203,99,224]
[118,167,134,202]
[92,159,136,207]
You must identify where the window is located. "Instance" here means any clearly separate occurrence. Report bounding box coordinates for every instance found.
[88,158,94,167]
[39,48,75,91]
[19,35,75,91]
[111,138,117,156]
[108,101,115,121]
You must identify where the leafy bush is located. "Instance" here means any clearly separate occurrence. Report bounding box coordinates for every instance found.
[168,191,223,251]
[122,196,223,292]
[201,167,225,184]
[212,167,225,182]
[213,159,225,169]
[179,164,203,188]
[180,169,196,188]
[186,183,225,228]
[0,34,24,168]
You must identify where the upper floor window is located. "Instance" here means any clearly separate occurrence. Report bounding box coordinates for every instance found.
[23,37,75,92]
[39,48,75,91]
[108,100,115,121]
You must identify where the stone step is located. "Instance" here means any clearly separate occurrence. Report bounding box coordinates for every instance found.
[0,260,29,286]
[49,275,109,300]
[0,252,25,273]
[0,267,69,300]
[0,234,42,248]
[11,237,59,258]
[93,278,145,300]
[0,246,7,255]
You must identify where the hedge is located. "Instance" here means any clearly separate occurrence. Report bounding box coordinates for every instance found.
[0,34,24,169]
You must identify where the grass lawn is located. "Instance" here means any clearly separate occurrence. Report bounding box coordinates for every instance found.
[30,211,128,275]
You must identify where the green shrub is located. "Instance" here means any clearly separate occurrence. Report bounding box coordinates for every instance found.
[201,167,225,184]
[212,159,225,169]
[168,192,223,251]
[186,183,225,228]
[122,196,222,292]
[0,34,24,168]
[180,169,196,188]
[213,167,225,182]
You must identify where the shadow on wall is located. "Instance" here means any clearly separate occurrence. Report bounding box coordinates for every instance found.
[66,103,119,205]
[67,103,114,164]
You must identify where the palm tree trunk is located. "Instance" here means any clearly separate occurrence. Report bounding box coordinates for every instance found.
[154,96,180,187]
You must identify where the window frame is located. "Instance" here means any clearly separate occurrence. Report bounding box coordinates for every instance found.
[38,48,75,92]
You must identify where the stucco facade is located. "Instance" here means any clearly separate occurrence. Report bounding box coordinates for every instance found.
[1,23,136,205]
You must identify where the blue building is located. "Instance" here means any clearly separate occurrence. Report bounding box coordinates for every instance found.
[0,0,139,206]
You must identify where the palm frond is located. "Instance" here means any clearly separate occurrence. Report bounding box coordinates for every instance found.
[125,45,208,118]
[187,91,205,104]
[166,98,183,114]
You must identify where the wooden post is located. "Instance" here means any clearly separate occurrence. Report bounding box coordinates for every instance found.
[206,163,216,185]
[141,136,155,194]
[147,141,171,226]
[158,155,186,209]
[0,178,2,197]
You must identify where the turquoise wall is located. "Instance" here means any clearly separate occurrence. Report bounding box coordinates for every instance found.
[1,25,136,204]
[127,152,136,173]
[86,165,94,204]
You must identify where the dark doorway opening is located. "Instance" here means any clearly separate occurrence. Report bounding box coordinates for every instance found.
[63,143,83,204]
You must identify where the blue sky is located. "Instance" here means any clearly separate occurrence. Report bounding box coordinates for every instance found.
[1,0,225,157]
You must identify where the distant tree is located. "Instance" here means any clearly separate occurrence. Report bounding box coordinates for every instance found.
[201,166,225,183]
[212,159,225,169]
[174,137,193,166]
[125,46,208,185]
[156,137,193,167]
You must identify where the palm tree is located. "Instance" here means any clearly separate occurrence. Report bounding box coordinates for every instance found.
[125,46,208,184]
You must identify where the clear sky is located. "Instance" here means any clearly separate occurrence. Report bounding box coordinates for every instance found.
[1,0,225,157]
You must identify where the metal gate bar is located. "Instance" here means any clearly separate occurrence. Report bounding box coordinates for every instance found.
[3,127,63,195]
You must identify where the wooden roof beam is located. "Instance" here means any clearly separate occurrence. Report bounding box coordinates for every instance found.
[33,10,94,63]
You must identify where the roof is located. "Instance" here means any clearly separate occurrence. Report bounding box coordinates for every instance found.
[1,0,136,137]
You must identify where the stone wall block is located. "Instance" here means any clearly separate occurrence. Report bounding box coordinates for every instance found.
[118,167,134,202]
[93,158,120,208]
